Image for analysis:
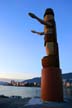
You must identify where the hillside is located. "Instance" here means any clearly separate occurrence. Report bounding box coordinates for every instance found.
[22,77,41,84]
[62,73,72,79]
[23,73,72,83]
[0,81,8,85]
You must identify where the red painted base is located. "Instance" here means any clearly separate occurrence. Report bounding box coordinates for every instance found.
[41,67,64,102]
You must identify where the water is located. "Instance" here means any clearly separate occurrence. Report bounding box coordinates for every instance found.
[0,85,72,98]
[64,87,72,98]
[0,85,40,98]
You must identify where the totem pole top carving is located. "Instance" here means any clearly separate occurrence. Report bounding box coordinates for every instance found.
[28,8,57,56]
[28,8,55,36]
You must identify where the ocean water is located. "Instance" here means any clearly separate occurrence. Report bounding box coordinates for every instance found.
[0,85,72,98]
[0,85,40,98]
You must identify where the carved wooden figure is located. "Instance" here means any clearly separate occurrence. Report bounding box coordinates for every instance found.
[28,8,64,102]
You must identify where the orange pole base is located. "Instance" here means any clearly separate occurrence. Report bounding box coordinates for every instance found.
[41,67,64,102]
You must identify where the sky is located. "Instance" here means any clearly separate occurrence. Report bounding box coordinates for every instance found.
[0,0,72,80]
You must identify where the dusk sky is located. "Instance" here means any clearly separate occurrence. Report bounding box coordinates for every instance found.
[0,0,72,80]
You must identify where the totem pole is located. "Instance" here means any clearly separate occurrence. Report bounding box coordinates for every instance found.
[28,8,64,102]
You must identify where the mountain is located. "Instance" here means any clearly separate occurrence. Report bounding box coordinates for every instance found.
[0,78,11,82]
[22,77,41,83]
[23,73,72,83]
[0,81,8,85]
[62,73,72,79]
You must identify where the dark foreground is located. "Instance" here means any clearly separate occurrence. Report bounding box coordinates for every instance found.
[0,96,72,108]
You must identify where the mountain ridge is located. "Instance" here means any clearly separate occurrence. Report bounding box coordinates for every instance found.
[22,72,72,83]
[0,73,72,85]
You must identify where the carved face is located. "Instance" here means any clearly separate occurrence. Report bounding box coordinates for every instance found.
[44,14,54,22]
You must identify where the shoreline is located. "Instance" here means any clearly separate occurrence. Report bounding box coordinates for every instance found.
[0,95,72,108]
